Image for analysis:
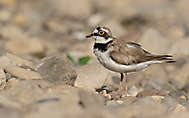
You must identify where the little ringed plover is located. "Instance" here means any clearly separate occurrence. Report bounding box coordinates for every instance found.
[86,26,175,94]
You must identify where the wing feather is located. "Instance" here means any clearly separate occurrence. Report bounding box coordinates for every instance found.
[110,42,168,65]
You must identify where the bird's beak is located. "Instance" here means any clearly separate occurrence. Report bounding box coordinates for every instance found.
[86,33,94,38]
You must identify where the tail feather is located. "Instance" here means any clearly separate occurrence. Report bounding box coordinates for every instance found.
[151,55,175,63]
[165,60,176,63]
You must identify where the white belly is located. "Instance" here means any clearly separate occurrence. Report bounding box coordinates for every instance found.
[94,49,161,73]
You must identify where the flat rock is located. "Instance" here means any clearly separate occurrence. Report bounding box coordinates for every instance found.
[75,59,110,91]
[5,65,42,80]
[5,53,33,68]
[36,56,77,86]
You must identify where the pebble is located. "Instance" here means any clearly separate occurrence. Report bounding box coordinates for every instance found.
[173,104,186,112]
[0,68,6,90]
[151,95,165,104]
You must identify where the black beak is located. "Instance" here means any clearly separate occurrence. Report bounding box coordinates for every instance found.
[86,33,94,38]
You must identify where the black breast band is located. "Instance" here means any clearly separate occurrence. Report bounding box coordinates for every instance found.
[93,40,113,52]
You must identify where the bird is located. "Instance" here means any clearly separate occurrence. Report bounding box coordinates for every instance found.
[86,26,175,96]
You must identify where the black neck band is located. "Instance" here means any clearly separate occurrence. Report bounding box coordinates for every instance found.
[93,40,113,52]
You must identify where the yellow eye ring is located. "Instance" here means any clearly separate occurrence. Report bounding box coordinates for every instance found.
[98,31,104,35]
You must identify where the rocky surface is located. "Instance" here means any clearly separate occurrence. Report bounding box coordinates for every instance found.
[36,56,77,86]
[0,0,188,118]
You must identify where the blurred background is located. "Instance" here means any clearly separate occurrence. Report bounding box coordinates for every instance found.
[0,0,188,58]
[0,0,189,118]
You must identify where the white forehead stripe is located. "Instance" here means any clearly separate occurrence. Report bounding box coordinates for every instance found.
[93,29,98,33]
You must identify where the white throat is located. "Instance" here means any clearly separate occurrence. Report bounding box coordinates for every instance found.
[94,36,113,44]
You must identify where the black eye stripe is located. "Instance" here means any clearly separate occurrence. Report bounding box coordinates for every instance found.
[94,33,98,36]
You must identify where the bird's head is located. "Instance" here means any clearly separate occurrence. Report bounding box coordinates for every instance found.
[86,26,113,44]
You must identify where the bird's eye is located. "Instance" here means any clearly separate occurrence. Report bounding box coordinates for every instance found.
[98,31,104,35]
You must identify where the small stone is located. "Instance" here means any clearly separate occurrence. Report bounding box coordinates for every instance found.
[179,95,187,101]
[173,104,186,112]
[127,86,143,96]
[6,78,18,88]
[151,96,165,104]
[0,68,6,90]
[5,65,42,80]
[116,100,123,104]
[102,90,112,100]
[36,56,77,86]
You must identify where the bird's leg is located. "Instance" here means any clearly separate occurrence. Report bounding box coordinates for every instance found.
[125,73,128,96]
[119,73,124,92]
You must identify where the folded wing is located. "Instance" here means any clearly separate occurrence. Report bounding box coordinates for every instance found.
[110,42,175,65]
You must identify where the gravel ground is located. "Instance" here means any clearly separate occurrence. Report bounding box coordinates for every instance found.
[0,0,189,118]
